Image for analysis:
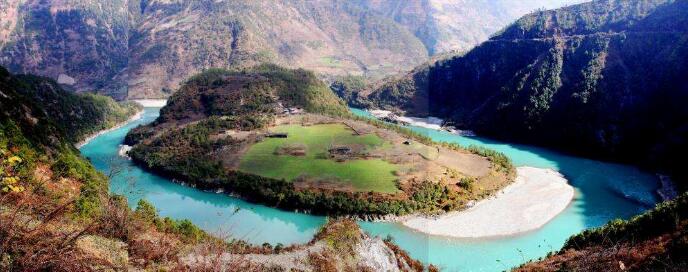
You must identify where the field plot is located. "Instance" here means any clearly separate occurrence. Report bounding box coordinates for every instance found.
[239,123,401,193]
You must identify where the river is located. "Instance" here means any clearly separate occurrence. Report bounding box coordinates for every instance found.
[80,107,659,271]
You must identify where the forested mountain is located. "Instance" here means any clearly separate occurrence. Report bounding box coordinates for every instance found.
[0,0,578,99]
[0,67,140,146]
[356,0,688,187]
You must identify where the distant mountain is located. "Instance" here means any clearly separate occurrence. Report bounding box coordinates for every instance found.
[356,0,688,186]
[0,0,579,99]
[353,0,585,55]
[0,0,131,95]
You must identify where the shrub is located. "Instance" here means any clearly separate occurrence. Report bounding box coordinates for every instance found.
[457,177,474,191]
[135,199,158,222]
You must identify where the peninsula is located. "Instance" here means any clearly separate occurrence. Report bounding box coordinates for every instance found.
[124,65,515,217]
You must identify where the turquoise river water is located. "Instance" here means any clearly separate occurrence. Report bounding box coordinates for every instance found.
[80,107,660,271]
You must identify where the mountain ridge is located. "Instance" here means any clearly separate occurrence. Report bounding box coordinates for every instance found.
[0,0,580,99]
[352,0,688,188]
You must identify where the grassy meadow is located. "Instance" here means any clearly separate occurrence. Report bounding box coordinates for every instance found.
[239,124,400,193]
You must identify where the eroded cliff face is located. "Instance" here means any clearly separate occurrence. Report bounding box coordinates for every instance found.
[0,0,20,44]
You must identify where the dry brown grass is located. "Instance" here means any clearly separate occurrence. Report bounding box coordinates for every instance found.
[0,165,238,271]
[0,192,113,271]
[516,221,688,272]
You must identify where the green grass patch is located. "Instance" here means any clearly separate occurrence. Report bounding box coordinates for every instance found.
[320,56,343,68]
[239,124,400,193]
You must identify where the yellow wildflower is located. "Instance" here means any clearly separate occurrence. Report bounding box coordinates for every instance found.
[6,156,22,165]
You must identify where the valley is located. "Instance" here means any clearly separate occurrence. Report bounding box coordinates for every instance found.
[0,67,432,271]
[82,103,662,271]
[2,0,687,271]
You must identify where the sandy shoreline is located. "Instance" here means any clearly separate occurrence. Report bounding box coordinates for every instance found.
[368,109,475,136]
[132,99,167,107]
[75,110,144,149]
[403,167,574,238]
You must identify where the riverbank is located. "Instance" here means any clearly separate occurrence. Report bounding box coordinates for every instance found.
[368,109,475,136]
[403,167,575,238]
[132,99,167,107]
[75,110,144,148]
[84,107,662,271]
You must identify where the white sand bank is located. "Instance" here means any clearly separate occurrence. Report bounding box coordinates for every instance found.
[368,109,475,136]
[118,145,133,159]
[403,167,574,238]
[132,99,167,107]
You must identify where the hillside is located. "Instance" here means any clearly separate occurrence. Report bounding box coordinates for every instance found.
[0,66,140,147]
[356,0,688,188]
[0,66,431,271]
[11,74,141,144]
[0,0,580,99]
[125,66,514,217]
[516,193,688,271]
[353,0,584,55]
[0,0,130,94]
[126,65,350,143]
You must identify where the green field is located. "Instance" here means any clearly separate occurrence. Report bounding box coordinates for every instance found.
[239,124,400,193]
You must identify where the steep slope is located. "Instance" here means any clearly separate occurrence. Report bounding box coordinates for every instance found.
[0,0,428,99]
[0,0,582,99]
[10,74,140,144]
[0,0,131,94]
[516,193,688,271]
[360,0,688,187]
[354,0,584,55]
[0,66,139,149]
[122,0,428,98]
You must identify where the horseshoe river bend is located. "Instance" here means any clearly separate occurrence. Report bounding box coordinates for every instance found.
[79,107,660,271]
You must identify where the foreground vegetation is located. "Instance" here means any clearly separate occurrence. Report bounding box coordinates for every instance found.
[0,66,432,270]
[0,66,214,270]
[517,193,688,271]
